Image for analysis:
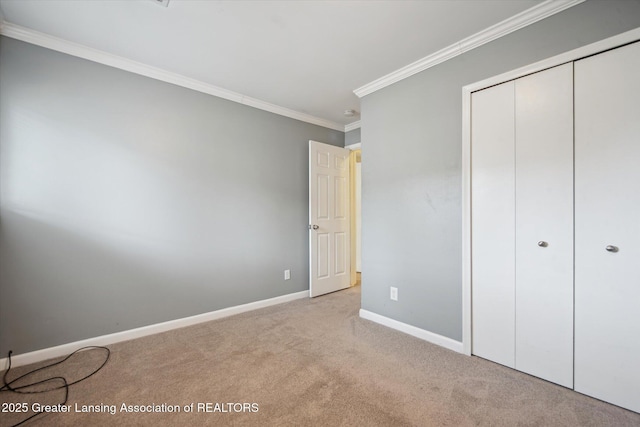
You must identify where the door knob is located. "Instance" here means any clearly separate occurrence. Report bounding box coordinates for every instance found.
[605,245,618,253]
[309,224,319,230]
[537,241,548,247]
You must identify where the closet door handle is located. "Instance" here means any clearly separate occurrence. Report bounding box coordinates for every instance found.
[537,241,548,247]
[605,245,619,253]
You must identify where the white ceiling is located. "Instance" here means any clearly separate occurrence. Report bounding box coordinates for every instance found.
[0,0,544,129]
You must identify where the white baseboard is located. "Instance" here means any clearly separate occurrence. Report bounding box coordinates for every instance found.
[1,290,309,369]
[359,309,463,354]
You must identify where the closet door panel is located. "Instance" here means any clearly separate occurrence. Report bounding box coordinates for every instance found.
[575,41,640,413]
[514,64,574,388]
[471,81,515,368]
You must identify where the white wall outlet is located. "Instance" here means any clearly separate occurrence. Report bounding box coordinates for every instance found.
[390,286,398,301]
[284,269,291,280]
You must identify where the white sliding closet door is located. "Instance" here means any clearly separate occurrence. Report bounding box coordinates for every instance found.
[514,63,574,388]
[574,41,640,413]
[471,81,516,368]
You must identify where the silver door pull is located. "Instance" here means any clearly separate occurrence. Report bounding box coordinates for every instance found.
[537,241,548,247]
[605,245,619,253]
[311,224,319,230]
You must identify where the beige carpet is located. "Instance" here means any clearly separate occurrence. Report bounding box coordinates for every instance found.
[2,285,639,426]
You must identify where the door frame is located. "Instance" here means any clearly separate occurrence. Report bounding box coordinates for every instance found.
[347,143,361,286]
[460,27,640,356]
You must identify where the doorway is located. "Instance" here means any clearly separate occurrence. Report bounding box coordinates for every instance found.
[307,140,361,297]
[348,145,362,286]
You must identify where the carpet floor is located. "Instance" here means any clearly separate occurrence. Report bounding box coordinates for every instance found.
[2,285,639,426]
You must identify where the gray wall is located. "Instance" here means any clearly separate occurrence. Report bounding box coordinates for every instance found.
[345,128,361,147]
[0,37,344,355]
[361,0,640,342]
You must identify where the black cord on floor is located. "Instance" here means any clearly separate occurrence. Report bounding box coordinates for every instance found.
[1,346,110,427]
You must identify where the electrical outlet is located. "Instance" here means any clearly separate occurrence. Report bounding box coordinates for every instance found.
[284,269,291,280]
[390,287,398,301]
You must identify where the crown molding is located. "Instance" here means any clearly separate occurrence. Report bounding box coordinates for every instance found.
[0,21,345,132]
[354,0,586,98]
[344,120,361,132]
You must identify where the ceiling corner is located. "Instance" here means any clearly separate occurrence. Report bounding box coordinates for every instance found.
[344,121,361,132]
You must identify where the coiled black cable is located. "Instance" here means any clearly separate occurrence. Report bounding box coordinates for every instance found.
[1,346,110,426]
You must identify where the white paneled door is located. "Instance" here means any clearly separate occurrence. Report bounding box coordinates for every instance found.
[514,63,574,388]
[574,41,640,413]
[309,141,350,297]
